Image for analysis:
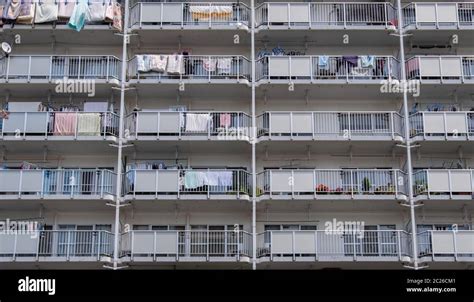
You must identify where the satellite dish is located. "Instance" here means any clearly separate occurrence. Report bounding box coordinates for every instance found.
[1,42,12,55]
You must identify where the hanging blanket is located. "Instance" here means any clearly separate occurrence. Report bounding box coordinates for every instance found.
[34,0,58,24]
[77,113,101,136]
[53,112,77,136]
[189,5,232,21]
[88,1,106,22]
[58,1,75,20]
[3,0,21,21]
[167,54,184,74]
[185,113,210,132]
[217,58,232,74]
[148,55,168,73]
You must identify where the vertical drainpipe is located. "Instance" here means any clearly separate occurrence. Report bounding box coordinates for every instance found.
[250,0,257,270]
[113,0,130,270]
[396,0,419,269]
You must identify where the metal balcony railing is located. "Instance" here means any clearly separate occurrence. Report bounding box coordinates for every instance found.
[409,111,474,140]
[124,169,251,198]
[0,111,119,139]
[256,2,397,29]
[403,2,474,29]
[0,55,121,82]
[256,55,399,82]
[0,169,116,197]
[257,230,411,260]
[257,111,403,140]
[257,169,406,198]
[418,230,474,260]
[0,230,114,260]
[128,55,251,82]
[130,2,250,28]
[120,230,252,260]
[405,56,474,81]
[126,111,251,140]
[413,169,474,198]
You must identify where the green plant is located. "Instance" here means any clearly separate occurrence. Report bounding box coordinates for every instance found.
[362,177,371,192]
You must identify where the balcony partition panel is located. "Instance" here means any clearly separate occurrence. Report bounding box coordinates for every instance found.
[418,231,474,259]
[413,169,474,197]
[409,112,474,139]
[403,3,474,28]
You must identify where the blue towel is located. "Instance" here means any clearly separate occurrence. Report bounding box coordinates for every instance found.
[318,55,329,70]
[361,56,375,68]
[68,0,90,32]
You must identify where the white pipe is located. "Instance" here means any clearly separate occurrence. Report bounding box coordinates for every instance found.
[251,0,257,271]
[112,0,130,270]
[396,0,419,269]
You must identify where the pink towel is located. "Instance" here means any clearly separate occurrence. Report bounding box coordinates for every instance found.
[220,113,231,127]
[54,113,77,135]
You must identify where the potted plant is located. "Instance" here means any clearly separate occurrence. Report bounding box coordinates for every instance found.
[362,177,371,193]
[316,184,329,194]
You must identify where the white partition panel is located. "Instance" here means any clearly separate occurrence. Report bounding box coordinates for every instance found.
[437,3,458,23]
[15,234,39,254]
[134,171,157,192]
[272,232,293,254]
[294,232,316,254]
[456,232,474,254]
[427,170,450,192]
[157,170,179,192]
[292,113,312,133]
[441,57,462,77]
[450,170,472,192]
[159,112,181,133]
[133,232,155,254]
[268,3,289,23]
[419,57,441,77]
[446,113,468,134]
[270,171,292,192]
[270,113,291,133]
[416,4,437,23]
[424,113,445,133]
[293,171,314,192]
[155,233,178,254]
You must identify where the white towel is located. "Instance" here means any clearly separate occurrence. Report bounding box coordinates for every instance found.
[206,171,220,186]
[88,1,106,22]
[218,171,233,187]
[136,55,149,72]
[185,113,210,132]
[148,55,167,73]
[217,58,232,74]
[166,54,184,75]
[34,0,58,24]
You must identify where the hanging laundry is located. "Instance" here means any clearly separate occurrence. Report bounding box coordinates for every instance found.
[206,171,220,186]
[189,5,232,21]
[58,0,75,20]
[111,1,122,31]
[148,55,168,73]
[202,58,217,72]
[217,58,232,75]
[272,46,285,56]
[167,54,184,74]
[220,113,231,127]
[318,55,330,70]
[185,113,210,132]
[218,171,233,187]
[68,0,90,32]
[77,113,101,136]
[361,56,375,68]
[53,112,77,135]
[3,0,21,22]
[343,56,358,66]
[34,0,58,24]
[184,171,208,189]
[88,0,106,22]
[16,0,35,24]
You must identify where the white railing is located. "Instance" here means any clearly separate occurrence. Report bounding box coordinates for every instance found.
[410,111,474,139]
[126,111,251,140]
[413,169,474,198]
[405,56,474,81]
[0,55,121,81]
[256,55,398,82]
[257,230,411,260]
[124,168,251,198]
[130,2,250,28]
[403,2,474,29]
[256,2,396,29]
[0,111,119,139]
[418,230,474,259]
[121,230,252,260]
[257,111,403,140]
[257,169,406,198]
[0,169,116,197]
[0,230,114,259]
[128,55,251,82]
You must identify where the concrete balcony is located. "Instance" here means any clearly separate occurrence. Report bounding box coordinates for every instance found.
[126,111,251,141]
[0,111,119,141]
[257,230,412,262]
[410,111,474,142]
[256,55,398,84]
[123,169,251,201]
[257,169,407,201]
[0,169,116,201]
[256,2,397,30]
[128,55,251,85]
[120,230,252,263]
[129,2,250,30]
[403,2,474,30]
[413,169,474,201]
[418,230,474,262]
[257,111,403,142]
[0,230,113,262]
[405,56,474,83]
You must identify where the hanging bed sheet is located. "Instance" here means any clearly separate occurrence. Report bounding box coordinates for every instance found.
[58,0,75,20]
[189,5,233,22]
[88,0,106,22]
[34,0,58,24]
[53,112,77,135]
[3,0,21,22]
[16,0,35,24]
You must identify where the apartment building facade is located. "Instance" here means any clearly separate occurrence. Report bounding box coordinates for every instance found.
[0,0,473,270]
